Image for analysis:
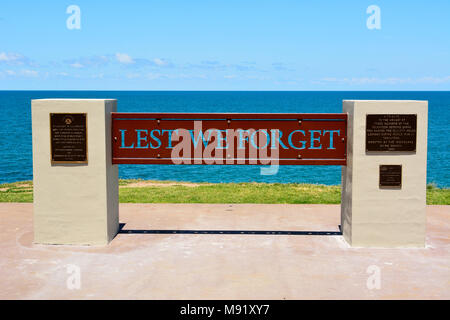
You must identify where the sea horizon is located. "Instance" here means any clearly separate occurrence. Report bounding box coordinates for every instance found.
[1,90,449,92]
[1,90,448,187]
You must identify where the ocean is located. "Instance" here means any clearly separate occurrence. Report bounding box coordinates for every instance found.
[0,91,448,187]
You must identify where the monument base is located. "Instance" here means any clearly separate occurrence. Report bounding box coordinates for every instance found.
[32,99,119,245]
[341,100,428,247]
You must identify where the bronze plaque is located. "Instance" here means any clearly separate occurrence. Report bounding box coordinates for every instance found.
[50,113,87,163]
[366,114,417,152]
[379,165,402,188]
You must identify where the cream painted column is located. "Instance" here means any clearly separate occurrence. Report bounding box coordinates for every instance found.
[341,100,428,247]
[32,99,118,245]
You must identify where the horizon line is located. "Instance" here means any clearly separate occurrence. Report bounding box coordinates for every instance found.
[1,89,449,92]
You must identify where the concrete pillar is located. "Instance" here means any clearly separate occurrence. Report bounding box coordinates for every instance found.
[341,100,428,247]
[32,99,118,245]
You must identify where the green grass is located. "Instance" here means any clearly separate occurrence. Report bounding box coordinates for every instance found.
[119,182,342,204]
[426,183,450,205]
[0,181,33,203]
[0,180,449,205]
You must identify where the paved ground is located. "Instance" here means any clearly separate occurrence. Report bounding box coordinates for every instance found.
[0,203,449,299]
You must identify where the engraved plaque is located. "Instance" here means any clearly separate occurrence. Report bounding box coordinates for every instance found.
[379,165,402,188]
[366,114,417,152]
[50,113,87,163]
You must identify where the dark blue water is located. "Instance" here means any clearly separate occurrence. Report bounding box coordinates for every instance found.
[0,91,448,187]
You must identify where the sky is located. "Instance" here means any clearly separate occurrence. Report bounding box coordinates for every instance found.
[0,0,449,90]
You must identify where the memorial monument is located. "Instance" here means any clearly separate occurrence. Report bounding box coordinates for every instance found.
[31,99,427,247]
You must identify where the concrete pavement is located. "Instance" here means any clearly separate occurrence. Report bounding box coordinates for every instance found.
[0,203,449,299]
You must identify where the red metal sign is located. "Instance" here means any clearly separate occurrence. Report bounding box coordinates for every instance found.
[111,113,347,165]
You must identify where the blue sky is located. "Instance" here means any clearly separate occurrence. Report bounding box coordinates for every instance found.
[0,0,449,90]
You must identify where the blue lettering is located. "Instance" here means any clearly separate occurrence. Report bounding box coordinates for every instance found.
[119,129,134,149]
[288,130,306,150]
[323,130,340,150]
[188,130,210,148]
[271,129,289,149]
[135,129,148,149]
[149,129,162,149]
[238,130,249,149]
[216,129,228,149]
[310,130,322,149]
[250,130,270,149]
[162,129,178,149]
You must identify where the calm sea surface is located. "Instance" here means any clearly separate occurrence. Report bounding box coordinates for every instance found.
[0,91,448,187]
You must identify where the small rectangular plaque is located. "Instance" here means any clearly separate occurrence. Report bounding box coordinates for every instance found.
[366,114,417,152]
[50,113,87,163]
[379,165,402,188]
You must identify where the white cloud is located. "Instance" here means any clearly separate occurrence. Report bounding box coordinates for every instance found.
[318,76,450,85]
[245,75,271,81]
[146,73,161,80]
[1,69,39,77]
[90,73,104,79]
[70,62,84,68]
[20,69,38,77]
[0,52,35,66]
[141,73,207,80]
[153,58,168,66]
[126,73,141,79]
[0,52,22,62]
[64,55,109,68]
[63,55,173,68]
[115,53,134,64]
[418,76,450,84]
